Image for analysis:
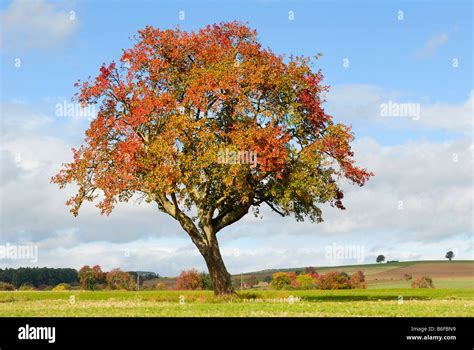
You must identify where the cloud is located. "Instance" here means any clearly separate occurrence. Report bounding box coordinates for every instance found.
[0,96,472,275]
[0,0,78,51]
[414,32,449,59]
[326,85,473,135]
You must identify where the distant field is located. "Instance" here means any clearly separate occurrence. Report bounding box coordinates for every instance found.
[233,260,474,289]
[0,288,472,317]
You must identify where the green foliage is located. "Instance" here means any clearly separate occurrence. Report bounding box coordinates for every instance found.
[0,267,78,288]
[271,272,292,290]
[376,255,385,263]
[199,272,213,290]
[295,273,315,289]
[445,251,454,261]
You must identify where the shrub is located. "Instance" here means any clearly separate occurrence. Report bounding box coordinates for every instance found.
[263,275,272,283]
[175,269,203,290]
[411,276,434,288]
[0,282,15,291]
[403,273,412,281]
[349,271,367,289]
[19,283,36,291]
[78,265,106,290]
[199,272,213,290]
[52,283,71,291]
[317,271,352,290]
[295,273,315,289]
[271,272,292,290]
[106,269,136,290]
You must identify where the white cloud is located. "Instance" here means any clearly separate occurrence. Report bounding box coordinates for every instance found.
[0,0,78,51]
[0,96,472,275]
[414,32,449,59]
[326,85,473,134]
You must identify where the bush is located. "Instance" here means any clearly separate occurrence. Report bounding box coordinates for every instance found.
[19,283,36,291]
[175,269,203,290]
[106,269,136,290]
[199,272,213,290]
[52,283,71,291]
[403,273,412,281]
[317,272,352,290]
[78,265,106,290]
[0,282,15,291]
[271,272,292,290]
[411,276,434,288]
[350,271,367,289]
[295,273,315,289]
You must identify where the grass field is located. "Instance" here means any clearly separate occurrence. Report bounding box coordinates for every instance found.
[0,289,472,317]
[1,261,472,317]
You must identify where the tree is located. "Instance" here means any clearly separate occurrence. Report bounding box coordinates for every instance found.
[52,22,373,295]
[376,255,385,264]
[175,269,203,290]
[271,272,292,290]
[304,266,316,274]
[106,268,135,290]
[199,272,213,290]
[78,265,105,290]
[445,251,454,261]
[295,273,315,289]
[317,271,352,290]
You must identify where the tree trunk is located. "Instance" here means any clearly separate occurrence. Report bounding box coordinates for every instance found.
[201,240,234,296]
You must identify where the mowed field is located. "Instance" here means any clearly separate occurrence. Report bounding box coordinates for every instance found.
[1,261,472,317]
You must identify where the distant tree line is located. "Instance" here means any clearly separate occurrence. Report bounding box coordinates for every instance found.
[0,267,79,288]
[0,267,161,290]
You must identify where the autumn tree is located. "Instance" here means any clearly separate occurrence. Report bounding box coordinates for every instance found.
[78,265,106,290]
[106,268,136,290]
[52,22,373,295]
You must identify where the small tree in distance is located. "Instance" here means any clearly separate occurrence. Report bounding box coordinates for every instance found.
[78,265,106,290]
[445,251,454,261]
[376,255,385,264]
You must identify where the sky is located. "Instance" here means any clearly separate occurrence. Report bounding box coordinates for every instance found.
[0,0,472,276]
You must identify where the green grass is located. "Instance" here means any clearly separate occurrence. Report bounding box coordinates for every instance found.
[0,289,472,317]
[368,278,474,289]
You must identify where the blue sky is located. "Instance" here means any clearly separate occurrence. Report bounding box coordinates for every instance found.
[0,0,472,274]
